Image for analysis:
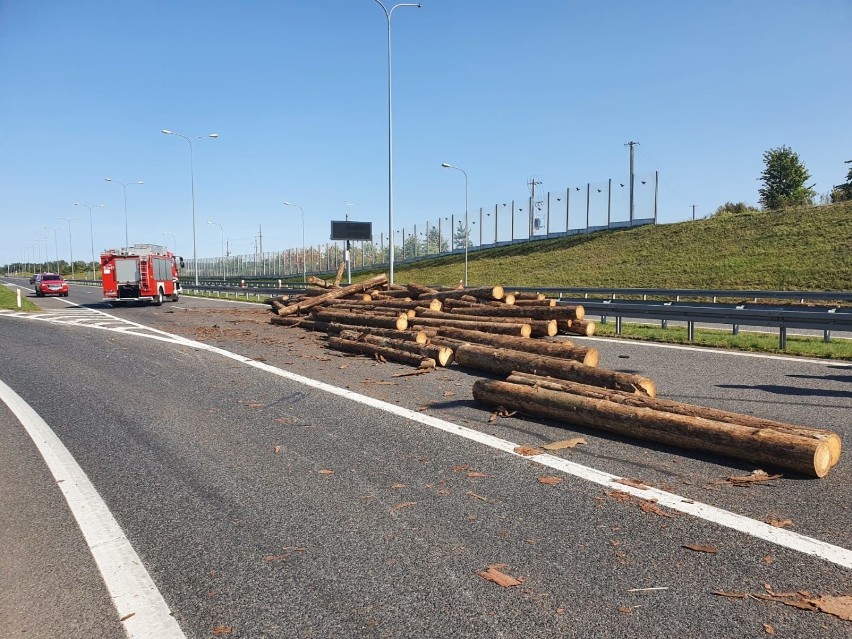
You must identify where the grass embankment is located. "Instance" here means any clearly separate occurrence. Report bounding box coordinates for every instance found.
[295,201,852,359]
[0,284,39,311]
[376,200,852,289]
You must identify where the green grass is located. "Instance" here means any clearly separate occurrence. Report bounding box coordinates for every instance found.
[331,200,852,291]
[314,200,852,358]
[0,284,39,311]
[593,322,852,360]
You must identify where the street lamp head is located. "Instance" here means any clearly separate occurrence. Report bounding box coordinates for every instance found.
[208,133,219,139]
[136,181,144,185]
[104,178,112,182]
[283,201,292,206]
[161,129,172,135]
[441,163,452,168]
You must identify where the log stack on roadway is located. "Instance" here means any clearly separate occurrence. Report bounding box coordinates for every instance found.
[472,372,841,478]
[264,278,841,476]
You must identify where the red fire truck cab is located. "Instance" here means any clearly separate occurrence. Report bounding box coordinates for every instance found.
[101,244,184,306]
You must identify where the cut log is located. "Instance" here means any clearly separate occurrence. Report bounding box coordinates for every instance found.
[332,262,345,287]
[406,283,440,297]
[505,372,842,467]
[324,298,441,311]
[564,320,596,336]
[447,304,585,321]
[414,308,557,337]
[334,326,429,345]
[434,327,597,366]
[510,292,547,301]
[442,299,488,310]
[306,275,331,288]
[328,336,435,369]
[472,379,832,478]
[370,289,415,299]
[313,310,409,331]
[277,274,388,316]
[269,317,331,332]
[419,286,505,301]
[411,326,438,338]
[455,343,655,396]
[347,334,454,366]
[314,305,409,318]
[512,298,557,307]
[410,318,531,337]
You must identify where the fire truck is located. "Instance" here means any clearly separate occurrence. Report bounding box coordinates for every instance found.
[101,244,184,306]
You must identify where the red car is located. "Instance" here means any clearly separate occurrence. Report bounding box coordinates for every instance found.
[34,273,69,297]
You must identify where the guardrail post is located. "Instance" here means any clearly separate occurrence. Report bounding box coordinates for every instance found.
[687,321,694,341]
[779,326,787,350]
[661,319,667,329]
[732,324,739,336]
[824,330,831,343]
[615,316,622,334]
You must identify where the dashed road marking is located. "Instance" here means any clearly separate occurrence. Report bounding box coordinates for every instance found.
[0,304,194,345]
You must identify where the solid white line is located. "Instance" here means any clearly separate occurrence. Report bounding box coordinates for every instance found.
[176,337,852,570]
[585,335,851,366]
[0,378,186,638]
[4,297,851,569]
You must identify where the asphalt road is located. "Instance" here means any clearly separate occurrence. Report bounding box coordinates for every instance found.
[1,278,850,638]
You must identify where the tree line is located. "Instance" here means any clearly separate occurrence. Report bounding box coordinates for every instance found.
[716,147,851,216]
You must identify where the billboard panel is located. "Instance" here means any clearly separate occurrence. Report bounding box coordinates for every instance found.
[330,221,372,241]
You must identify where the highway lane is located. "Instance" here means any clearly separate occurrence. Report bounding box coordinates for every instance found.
[1,278,851,637]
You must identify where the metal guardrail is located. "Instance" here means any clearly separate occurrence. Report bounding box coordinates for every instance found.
[524,287,852,303]
[64,278,850,349]
[556,299,852,348]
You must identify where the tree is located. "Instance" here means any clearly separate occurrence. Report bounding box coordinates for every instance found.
[830,160,852,203]
[758,145,816,210]
[424,226,449,254]
[453,220,471,249]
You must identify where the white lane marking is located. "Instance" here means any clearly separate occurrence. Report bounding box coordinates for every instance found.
[4,291,851,568]
[0,379,186,638]
[170,336,852,570]
[585,335,851,366]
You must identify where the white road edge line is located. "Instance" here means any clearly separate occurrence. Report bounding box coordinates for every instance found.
[3,290,851,569]
[0,378,186,639]
[181,337,852,570]
[586,335,851,366]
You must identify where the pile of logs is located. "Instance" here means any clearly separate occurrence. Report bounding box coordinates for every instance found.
[266,274,842,478]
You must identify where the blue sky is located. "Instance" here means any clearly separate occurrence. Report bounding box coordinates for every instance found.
[2,0,850,267]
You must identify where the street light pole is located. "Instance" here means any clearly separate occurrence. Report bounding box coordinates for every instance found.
[57,216,79,279]
[75,203,105,280]
[161,232,177,254]
[373,0,421,286]
[104,178,143,250]
[441,162,469,286]
[43,226,59,274]
[207,221,226,282]
[161,129,219,286]
[283,202,306,283]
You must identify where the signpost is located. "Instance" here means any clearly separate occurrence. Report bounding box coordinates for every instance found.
[330,221,373,285]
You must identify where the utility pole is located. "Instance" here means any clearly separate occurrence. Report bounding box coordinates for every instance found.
[528,177,542,237]
[625,141,639,224]
[692,204,696,220]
